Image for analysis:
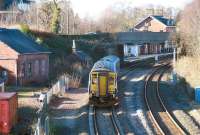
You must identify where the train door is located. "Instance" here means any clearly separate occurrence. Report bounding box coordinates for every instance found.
[99,73,107,96]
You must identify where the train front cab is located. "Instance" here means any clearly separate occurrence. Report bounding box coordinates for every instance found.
[89,71,118,105]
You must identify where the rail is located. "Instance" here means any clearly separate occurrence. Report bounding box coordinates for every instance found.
[144,63,186,135]
[90,106,120,135]
[89,58,172,135]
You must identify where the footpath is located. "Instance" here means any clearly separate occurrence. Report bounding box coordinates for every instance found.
[49,88,89,135]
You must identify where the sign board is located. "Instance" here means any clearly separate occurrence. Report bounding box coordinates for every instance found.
[195,87,200,103]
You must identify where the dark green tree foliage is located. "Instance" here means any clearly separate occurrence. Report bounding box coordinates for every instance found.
[91,45,107,62]
[51,0,61,34]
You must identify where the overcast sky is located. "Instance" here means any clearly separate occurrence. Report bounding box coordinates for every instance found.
[71,0,193,18]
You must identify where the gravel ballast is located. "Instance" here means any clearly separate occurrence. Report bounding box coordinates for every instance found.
[160,71,200,134]
[116,68,154,135]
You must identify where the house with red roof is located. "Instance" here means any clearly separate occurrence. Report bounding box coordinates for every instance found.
[134,15,176,32]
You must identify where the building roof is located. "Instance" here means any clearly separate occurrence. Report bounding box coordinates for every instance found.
[0,28,51,54]
[134,15,175,29]
[152,15,175,26]
[116,32,171,44]
[0,92,16,100]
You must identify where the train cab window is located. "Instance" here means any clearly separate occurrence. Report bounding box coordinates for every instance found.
[92,74,98,84]
[92,78,98,84]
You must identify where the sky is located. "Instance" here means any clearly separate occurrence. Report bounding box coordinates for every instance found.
[70,0,193,18]
[35,0,193,18]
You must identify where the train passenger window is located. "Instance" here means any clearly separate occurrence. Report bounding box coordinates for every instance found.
[92,74,98,84]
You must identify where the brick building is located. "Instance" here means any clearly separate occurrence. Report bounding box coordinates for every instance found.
[0,28,51,85]
[134,15,176,32]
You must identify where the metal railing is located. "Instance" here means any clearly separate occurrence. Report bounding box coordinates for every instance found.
[34,74,69,135]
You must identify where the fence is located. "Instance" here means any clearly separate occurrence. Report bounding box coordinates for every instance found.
[34,74,69,135]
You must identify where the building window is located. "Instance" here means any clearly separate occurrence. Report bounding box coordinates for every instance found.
[28,63,32,77]
[144,22,150,31]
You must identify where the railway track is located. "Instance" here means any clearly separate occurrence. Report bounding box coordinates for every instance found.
[88,59,173,135]
[144,64,186,135]
[89,60,147,135]
[161,69,200,134]
[89,60,144,135]
[89,105,121,135]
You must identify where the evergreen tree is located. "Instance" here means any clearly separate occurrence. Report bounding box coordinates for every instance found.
[51,0,61,34]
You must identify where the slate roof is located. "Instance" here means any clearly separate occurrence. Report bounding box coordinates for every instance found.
[134,15,175,29]
[152,16,175,26]
[116,32,171,45]
[0,28,51,54]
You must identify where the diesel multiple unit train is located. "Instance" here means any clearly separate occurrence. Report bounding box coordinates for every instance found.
[88,55,120,106]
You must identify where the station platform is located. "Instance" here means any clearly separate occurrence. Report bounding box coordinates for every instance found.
[124,53,173,63]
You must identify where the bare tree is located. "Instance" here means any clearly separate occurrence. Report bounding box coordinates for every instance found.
[0,1,180,34]
[178,0,200,56]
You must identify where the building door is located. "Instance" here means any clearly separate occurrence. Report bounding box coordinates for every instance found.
[34,60,39,76]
